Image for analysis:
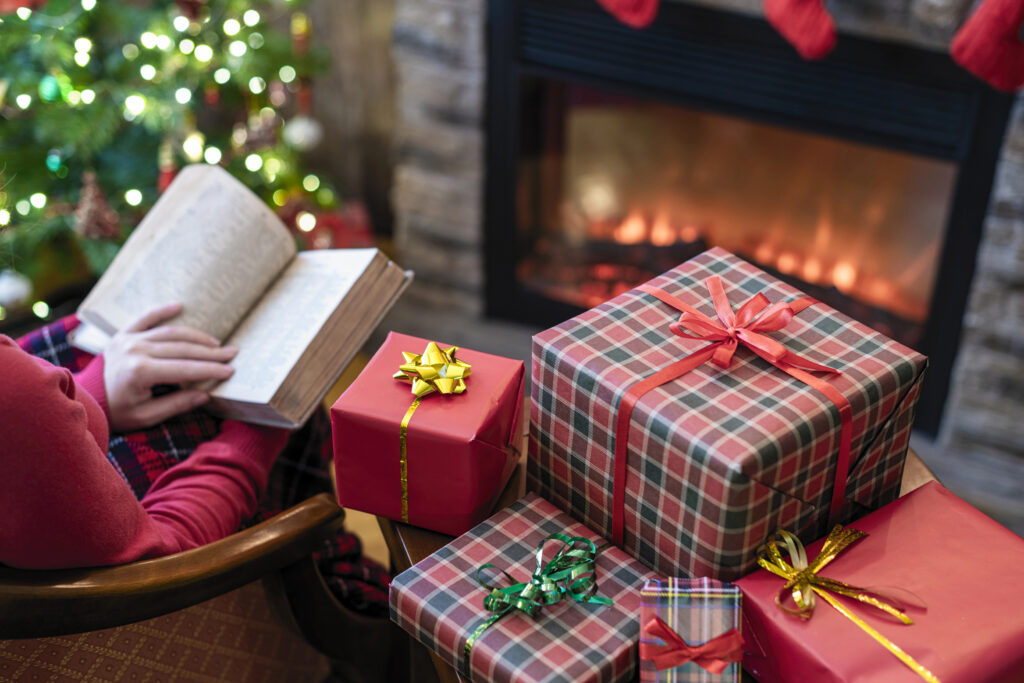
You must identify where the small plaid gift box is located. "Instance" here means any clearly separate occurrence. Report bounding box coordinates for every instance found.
[389,492,653,683]
[639,578,742,683]
[528,247,927,580]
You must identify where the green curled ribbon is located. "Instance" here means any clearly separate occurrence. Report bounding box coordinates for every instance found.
[462,533,613,674]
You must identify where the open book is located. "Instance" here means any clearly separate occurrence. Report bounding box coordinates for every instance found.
[76,164,411,428]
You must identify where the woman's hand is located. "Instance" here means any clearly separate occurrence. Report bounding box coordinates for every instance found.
[103,303,238,432]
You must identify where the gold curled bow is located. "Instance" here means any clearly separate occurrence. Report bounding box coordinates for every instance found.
[392,342,472,522]
[758,527,941,683]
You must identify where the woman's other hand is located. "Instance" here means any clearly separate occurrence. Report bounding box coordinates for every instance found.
[103,303,237,431]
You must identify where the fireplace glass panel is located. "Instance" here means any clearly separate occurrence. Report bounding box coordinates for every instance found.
[517,80,957,349]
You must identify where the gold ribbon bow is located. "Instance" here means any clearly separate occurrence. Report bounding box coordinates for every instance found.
[392,342,472,522]
[393,342,472,398]
[758,527,941,683]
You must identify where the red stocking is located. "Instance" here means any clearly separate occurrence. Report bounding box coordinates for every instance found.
[594,0,660,29]
[763,0,836,60]
[952,0,1024,92]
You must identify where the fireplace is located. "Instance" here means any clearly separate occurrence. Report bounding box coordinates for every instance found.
[482,0,1012,436]
[511,79,957,350]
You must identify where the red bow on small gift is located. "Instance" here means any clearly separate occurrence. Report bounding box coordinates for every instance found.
[640,616,744,674]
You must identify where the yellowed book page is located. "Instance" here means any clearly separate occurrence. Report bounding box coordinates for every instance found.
[77,164,296,340]
[210,249,380,405]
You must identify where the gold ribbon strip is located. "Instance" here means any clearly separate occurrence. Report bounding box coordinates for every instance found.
[758,528,941,683]
[393,342,472,522]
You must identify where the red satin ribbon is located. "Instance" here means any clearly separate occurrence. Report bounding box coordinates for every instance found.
[640,616,744,673]
[610,276,853,546]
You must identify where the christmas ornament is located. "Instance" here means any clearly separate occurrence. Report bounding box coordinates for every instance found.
[157,140,177,193]
[0,269,32,309]
[282,114,324,151]
[0,0,46,14]
[204,85,220,107]
[764,0,836,59]
[951,0,1024,92]
[594,0,659,28]
[174,0,206,20]
[74,171,120,239]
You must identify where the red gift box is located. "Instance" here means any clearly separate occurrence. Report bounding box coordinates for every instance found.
[332,331,525,535]
[737,481,1024,683]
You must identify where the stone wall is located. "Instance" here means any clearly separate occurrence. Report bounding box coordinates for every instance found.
[388,0,1024,529]
[391,0,487,318]
[936,99,1024,530]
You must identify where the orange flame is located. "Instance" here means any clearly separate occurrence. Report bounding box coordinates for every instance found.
[613,211,647,244]
[832,261,857,293]
[650,214,675,246]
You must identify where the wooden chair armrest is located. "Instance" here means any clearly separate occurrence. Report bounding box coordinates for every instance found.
[0,493,344,638]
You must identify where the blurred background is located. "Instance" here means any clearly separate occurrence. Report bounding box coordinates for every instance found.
[1,0,1021,534]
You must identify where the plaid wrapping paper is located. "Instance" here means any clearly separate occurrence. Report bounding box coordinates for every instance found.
[16,315,390,617]
[639,578,741,683]
[527,247,927,580]
[389,492,654,683]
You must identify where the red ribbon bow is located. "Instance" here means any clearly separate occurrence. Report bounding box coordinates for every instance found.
[611,276,853,546]
[666,276,837,375]
[640,616,744,674]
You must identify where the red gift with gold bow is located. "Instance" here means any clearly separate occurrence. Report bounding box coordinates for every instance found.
[332,331,525,535]
[528,247,927,580]
[737,481,1024,682]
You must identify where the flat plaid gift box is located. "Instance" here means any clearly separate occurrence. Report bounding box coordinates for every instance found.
[528,247,927,580]
[639,578,742,682]
[389,492,653,683]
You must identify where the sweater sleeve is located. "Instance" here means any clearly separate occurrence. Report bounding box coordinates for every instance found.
[72,354,110,420]
[0,337,288,569]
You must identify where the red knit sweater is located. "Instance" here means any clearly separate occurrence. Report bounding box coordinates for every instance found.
[0,335,289,569]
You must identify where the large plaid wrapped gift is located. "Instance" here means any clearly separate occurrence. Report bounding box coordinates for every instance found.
[737,481,1024,682]
[333,331,525,535]
[528,247,927,580]
[639,578,743,682]
[389,492,653,682]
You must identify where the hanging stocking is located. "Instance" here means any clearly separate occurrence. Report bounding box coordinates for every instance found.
[951,0,1024,92]
[594,0,660,29]
[763,0,837,59]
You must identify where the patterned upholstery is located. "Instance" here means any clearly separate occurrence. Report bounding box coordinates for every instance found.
[0,582,328,682]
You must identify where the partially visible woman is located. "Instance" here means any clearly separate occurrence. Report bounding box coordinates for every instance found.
[0,302,289,569]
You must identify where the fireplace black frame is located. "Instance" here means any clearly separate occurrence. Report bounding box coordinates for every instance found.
[483,0,1012,435]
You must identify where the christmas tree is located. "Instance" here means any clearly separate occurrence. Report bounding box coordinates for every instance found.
[0,0,363,332]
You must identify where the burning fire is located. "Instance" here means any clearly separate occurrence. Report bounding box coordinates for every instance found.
[612,210,704,247]
[749,240,926,322]
[613,211,647,244]
[601,209,928,322]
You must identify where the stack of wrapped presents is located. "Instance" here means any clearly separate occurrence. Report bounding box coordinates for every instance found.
[332,248,1024,682]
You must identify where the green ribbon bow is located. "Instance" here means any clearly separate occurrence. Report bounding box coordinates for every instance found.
[462,533,613,674]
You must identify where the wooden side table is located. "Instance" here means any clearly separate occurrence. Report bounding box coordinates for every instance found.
[378,450,937,683]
